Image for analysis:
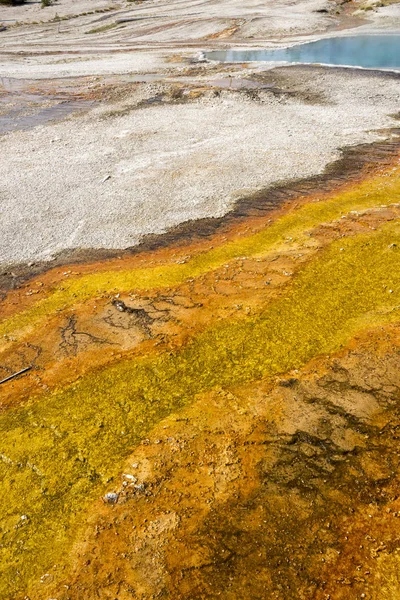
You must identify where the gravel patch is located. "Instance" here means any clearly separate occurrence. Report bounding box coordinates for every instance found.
[1,67,399,265]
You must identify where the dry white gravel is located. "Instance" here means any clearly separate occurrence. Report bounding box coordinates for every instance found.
[1,67,400,264]
[0,52,166,79]
[1,0,400,266]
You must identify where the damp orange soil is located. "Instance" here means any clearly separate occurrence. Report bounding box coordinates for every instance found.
[1,150,400,599]
[1,218,400,598]
[39,323,400,600]
[1,202,399,412]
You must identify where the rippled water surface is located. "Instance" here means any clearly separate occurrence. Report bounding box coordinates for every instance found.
[206,34,400,69]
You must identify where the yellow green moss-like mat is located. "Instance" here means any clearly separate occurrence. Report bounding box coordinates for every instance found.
[1,151,400,599]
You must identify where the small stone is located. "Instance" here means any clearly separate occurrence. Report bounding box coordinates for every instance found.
[279,378,298,388]
[104,492,119,504]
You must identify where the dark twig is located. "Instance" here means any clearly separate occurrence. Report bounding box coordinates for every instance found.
[0,366,32,385]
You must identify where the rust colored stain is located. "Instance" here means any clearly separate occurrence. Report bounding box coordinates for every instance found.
[1,142,400,599]
[43,325,400,600]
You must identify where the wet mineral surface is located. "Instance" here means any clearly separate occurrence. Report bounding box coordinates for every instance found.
[1,138,400,598]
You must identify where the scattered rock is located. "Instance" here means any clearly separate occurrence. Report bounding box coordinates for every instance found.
[104,492,119,504]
